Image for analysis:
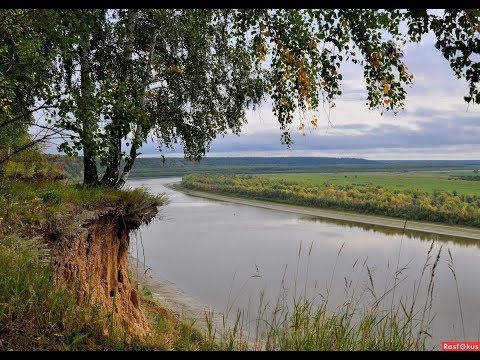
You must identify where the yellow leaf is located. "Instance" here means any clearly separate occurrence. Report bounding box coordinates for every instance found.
[259,22,266,31]
[383,84,390,94]
[370,60,381,68]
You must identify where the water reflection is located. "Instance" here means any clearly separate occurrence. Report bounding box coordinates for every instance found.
[299,215,480,249]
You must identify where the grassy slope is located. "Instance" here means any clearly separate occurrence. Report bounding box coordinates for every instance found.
[270,171,480,196]
[0,179,212,350]
[0,234,212,351]
[0,180,166,237]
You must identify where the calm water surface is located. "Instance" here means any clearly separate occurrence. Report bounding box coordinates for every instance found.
[129,177,480,347]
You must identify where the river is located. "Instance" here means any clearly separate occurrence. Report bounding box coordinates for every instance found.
[129,177,480,348]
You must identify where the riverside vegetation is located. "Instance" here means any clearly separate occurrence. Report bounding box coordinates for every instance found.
[0,154,453,350]
[0,153,210,350]
[182,173,480,227]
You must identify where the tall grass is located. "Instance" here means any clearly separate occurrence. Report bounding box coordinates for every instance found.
[0,235,111,350]
[202,238,449,351]
[0,234,209,350]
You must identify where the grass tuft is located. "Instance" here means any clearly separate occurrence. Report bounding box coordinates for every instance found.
[0,179,167,238]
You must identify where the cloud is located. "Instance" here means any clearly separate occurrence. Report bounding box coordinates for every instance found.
[139,111,480,160]
[331,123,371,131]
[412,107,449,118]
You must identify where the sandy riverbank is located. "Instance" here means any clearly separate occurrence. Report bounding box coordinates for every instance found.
[129,255,215,328]
[129,255,261,349]
[168,183,480,241]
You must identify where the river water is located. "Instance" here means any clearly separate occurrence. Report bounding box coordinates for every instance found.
[129,177,480,348]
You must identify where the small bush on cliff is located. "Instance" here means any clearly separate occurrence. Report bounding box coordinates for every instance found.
[117,186,168,215]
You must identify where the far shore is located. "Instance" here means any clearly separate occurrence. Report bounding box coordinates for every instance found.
[167,182,480,241]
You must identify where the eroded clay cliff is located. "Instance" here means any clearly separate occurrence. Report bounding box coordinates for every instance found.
[50,205,157,337]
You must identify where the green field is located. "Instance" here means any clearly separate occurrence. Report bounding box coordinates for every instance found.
[268,171,480,196]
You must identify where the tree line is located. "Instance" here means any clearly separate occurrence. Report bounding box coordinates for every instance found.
[182,173,480,227]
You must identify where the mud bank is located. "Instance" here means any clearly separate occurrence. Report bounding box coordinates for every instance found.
[50,205,158,336]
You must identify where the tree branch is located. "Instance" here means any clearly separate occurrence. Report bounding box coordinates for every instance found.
[0,127,65,165]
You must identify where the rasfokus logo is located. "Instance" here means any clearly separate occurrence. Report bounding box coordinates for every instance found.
[442,342,480,351]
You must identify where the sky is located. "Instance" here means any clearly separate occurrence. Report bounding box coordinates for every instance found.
[138,30,480,160]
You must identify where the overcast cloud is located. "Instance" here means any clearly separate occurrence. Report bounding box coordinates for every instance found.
[137,30,479,160]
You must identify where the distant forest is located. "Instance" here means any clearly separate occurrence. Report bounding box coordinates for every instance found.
[45,155,480,181]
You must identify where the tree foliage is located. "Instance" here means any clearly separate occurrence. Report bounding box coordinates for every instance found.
[1,9,479,188]
[235,9,479,144]
[47,9,264,187]
[0,9,63,164]
[0,10,67,179]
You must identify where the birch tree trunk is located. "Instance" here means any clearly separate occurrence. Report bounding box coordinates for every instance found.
[117,33,157,189]
[79,47,99,185]
[100,9,138,188]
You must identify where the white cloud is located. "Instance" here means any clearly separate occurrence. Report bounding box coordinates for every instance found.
[197,28,479,160]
